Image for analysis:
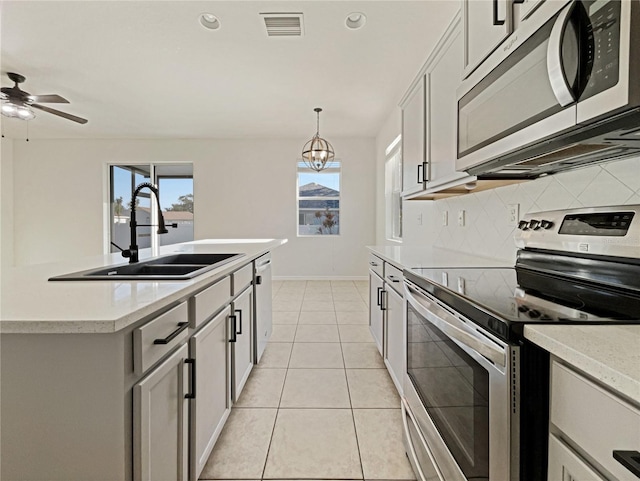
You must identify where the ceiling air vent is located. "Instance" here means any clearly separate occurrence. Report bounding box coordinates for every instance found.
[261,13,304,37]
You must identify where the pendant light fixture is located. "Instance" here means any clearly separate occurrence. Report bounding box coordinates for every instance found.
[302,107,334,172]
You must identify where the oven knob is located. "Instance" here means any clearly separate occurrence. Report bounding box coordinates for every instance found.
[529,219,541,230]
[528,309,541,318]
[517,220,529,230]
[518,305,529,312]
[540,220,554,230]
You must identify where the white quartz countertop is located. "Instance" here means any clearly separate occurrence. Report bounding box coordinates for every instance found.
[1,239,286,334]
[525,324,640,405]
[367,245,511,269]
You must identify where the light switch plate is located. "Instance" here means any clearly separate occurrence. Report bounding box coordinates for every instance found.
[458,210,465,227]
[442,211,448,226]
[508,203,520,226]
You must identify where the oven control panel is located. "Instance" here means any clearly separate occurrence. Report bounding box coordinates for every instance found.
[514,205,640,258]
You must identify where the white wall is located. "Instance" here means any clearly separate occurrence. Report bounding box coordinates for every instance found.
[401,156,640,262]
[7,138,376,278]
[1,138,15,269]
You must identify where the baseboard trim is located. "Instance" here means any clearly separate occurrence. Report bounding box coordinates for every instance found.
[273,276,368,281]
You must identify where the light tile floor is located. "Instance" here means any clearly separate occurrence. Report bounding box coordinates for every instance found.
[200,280,415,481]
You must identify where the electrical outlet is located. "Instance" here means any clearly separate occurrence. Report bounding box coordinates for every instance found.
[458,210,465,226]
[508,203,520,226]
[417,213,423,226]
[442,211,448,226]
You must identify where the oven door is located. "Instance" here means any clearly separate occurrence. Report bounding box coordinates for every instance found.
[403,280,518,481]
[456,0,593,172]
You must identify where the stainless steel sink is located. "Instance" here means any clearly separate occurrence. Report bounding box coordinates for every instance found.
[49,253,245,281]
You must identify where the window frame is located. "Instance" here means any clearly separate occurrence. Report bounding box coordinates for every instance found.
[296,160,341,237]
[104,162,194,256]
[385,135,403,242]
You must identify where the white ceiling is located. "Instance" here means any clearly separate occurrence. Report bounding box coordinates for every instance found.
[1,1,459,140]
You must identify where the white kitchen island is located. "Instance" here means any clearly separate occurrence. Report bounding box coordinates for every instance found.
[0,239,286,481]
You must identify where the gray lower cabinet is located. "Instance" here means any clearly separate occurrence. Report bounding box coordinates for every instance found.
[369,270,384,355]
[134,343,190,481]
[232,286,253,402]
[189,306,232,481]
[384,286,404,395]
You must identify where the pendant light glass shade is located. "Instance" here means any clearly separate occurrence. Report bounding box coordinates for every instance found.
[302,108,334,172]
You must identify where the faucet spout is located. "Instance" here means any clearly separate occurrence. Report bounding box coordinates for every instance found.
[122,182,168,263]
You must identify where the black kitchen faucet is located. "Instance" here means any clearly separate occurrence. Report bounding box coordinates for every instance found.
[121,182,168,263]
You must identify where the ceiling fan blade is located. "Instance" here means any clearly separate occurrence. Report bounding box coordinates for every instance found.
[31,103,88,124]
[29,94,69,104]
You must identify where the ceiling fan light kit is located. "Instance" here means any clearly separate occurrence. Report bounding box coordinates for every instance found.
[0,72,88,124]
[301,107,335,172]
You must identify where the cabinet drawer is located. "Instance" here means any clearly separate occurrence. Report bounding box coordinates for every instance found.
[385,263,403,295]
[548,434,605,481]
[551,361,640,480]
[191,276,231,329]
[134,302,189,375]
[232,263,253,295]
[368,254,384,278]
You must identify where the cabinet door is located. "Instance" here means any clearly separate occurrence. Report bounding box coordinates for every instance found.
[384,286,404,395]
[189,307,231,481]
[401,76,427,197]
[134,343,189,481]
[255,255,272,363]
[369,271,384,355]
[427,23,468,188]
[463,0,512,77]
[548,435,606,481]
[232,286,253,402]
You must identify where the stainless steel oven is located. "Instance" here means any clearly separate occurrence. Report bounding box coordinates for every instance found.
[401,205,640,481]
[457,0,640,178]
[403,279,515,481]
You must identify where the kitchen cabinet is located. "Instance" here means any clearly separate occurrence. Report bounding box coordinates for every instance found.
[369,262,385,355]
[401,76,427,197]
[134,343,190,481]
[231,285,253,402]
[189,306,231,481]
[462,0,512,78]
[383,272,404,395]
[548,359,640,481]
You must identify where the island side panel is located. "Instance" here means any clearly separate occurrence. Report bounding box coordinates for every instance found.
[1,331,131,481]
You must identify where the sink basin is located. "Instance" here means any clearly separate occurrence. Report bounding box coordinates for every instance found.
[49,253,245,281]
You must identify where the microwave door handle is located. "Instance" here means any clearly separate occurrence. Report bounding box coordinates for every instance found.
[547,3,576,106]
[404,283,506,367]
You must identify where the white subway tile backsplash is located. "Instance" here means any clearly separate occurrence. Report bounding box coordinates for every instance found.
[404,156,640,262]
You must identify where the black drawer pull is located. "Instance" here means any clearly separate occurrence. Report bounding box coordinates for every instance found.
[387,275,401,283]
[235,309,243,335]
[185,358,196,399]
[369,261,379,267]
[493,0,505,25]
[153,322,188,345]
[613,450,640,477]
[229,315,237,343]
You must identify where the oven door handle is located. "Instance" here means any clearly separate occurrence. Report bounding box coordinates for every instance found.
[404,283,506,367]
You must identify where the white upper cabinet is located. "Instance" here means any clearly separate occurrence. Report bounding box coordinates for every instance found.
[426,17,467,189]
[401,76,427,197]
[463,0,513,78]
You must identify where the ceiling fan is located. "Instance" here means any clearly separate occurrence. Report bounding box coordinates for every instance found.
[0,72,88,124]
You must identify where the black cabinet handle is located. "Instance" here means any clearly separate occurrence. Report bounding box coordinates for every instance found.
[256,275,262,285]
[613,450,640,477]
[381,289,388,311]
[229,315,237,343]
[369,261,379,267]
[153,322,188,345]
[417,164,423,183]
[235,309,243,335]
[387,275,401,283]
[377,287,383,306]
[493,0,505,26]
[185,358,196,399]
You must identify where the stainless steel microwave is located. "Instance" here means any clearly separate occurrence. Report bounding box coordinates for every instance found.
[456,0,640,178]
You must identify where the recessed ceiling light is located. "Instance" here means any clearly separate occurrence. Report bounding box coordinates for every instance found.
[199,13,221,30]
[345,12,366,30]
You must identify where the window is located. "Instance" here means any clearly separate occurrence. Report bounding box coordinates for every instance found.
[385,136,402,241]
[108,163,194,253]
[297,160,340,236]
